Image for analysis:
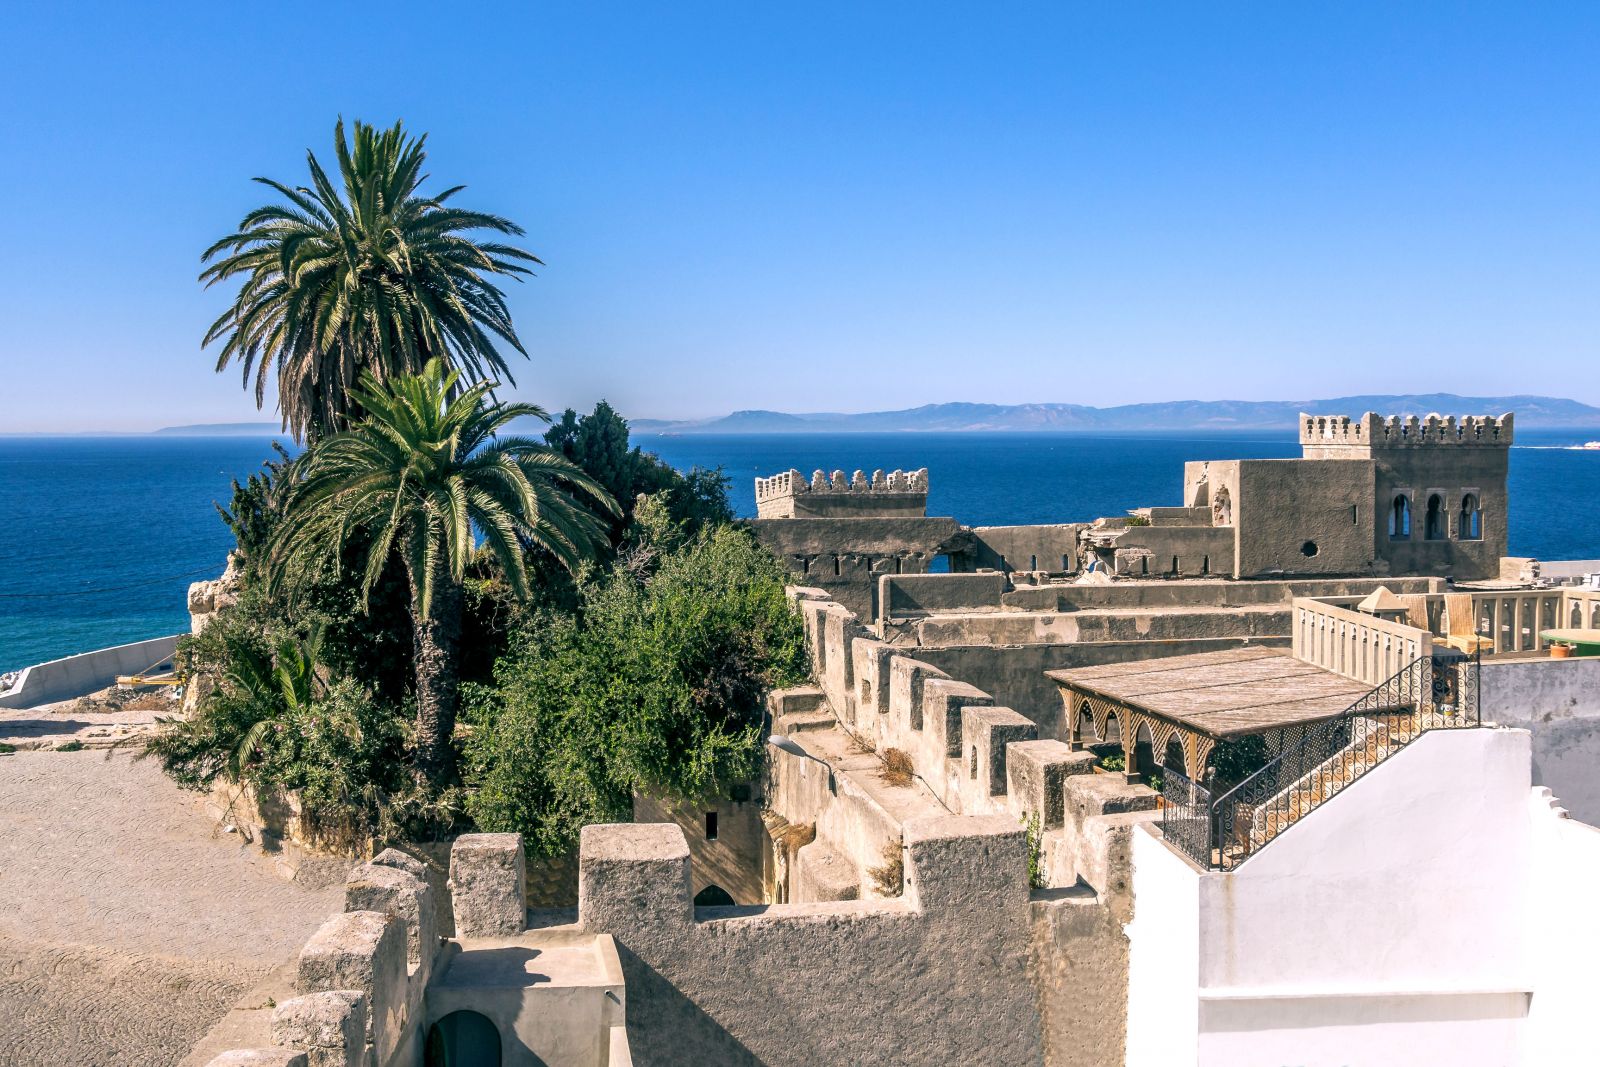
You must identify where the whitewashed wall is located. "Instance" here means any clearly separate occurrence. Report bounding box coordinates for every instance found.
[1123,728,1600,1067]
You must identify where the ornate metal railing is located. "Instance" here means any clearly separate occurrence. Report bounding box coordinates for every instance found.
[1160,653,1480,870]
[1159,766,1214,868]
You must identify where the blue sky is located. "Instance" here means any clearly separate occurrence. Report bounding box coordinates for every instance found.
[3,3,1598,432]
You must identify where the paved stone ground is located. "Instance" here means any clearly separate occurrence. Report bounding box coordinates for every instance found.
[0,748,348,1066]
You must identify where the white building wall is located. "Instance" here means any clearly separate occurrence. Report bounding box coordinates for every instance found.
[1127,728,1553,1067]
[1124,829,1199,1067]
[1524,788,1600,1062]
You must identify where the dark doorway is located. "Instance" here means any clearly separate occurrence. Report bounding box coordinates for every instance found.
[426,1010,501,1067]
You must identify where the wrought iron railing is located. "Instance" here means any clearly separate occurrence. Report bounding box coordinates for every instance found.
[1160,653,1480,870]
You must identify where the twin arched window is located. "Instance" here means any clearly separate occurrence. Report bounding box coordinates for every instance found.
[1389,491,1483,541]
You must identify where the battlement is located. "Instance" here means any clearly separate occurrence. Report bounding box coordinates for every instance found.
[1300,411,1514,452]
[755,467,929,519]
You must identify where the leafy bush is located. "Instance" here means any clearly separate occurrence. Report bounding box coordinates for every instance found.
[463,515,808,856]
[148,628,435,851]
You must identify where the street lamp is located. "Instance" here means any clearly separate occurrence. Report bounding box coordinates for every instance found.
[768,734,836,794]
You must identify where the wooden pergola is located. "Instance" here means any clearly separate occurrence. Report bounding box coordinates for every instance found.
[1046,647,1399,780]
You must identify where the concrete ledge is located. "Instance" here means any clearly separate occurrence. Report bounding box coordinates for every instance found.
[0,633,182,709]
[203,1051,308,1067]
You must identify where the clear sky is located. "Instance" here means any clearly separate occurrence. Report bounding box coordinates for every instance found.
[3,3,1598,432]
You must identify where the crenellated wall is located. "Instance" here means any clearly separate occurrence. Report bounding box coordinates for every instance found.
[754,467,929,518]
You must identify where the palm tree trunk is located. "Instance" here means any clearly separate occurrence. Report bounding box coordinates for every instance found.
[407,560,464,783]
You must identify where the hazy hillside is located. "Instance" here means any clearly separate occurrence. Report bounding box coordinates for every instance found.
[632,394,1600,433]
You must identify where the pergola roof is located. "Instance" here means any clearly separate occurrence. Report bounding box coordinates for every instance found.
[1046,647,1386,740]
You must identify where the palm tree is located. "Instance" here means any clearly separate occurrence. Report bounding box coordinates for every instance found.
[201,119,541,442]
[268,359,618,781]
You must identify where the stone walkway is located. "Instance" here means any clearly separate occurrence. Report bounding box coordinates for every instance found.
[0,749,348,1066]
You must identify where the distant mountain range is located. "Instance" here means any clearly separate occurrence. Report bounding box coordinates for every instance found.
[631,394,1600,434]
[152,393,1600,438]
[152,422,285,436]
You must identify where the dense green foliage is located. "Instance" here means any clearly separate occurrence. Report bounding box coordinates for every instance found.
[267,359,617,780]
[151,627,418,849]
[463,508,808,856]
[163,118,798,857]
[201,119,540,442]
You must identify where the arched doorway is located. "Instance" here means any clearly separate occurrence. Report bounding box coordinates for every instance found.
[694,884,735,907]
[426,1010,501,1067]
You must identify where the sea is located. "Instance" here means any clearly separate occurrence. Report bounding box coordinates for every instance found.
[2,429,1596,673]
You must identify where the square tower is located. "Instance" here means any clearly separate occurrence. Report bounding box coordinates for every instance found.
[1299,412,1512,580]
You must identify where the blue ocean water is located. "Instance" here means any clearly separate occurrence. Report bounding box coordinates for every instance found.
[2,429,1595,672]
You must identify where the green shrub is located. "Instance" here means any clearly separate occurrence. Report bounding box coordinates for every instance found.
[464,517,807,856]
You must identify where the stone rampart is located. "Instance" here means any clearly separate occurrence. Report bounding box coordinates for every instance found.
[578,818,1049,1066]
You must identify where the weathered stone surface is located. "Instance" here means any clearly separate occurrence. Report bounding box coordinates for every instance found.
[370,847,427,883]
[295,911,405,1064]
[203,1051,308,1067]
[270,991,366,1067]
[1007,740,1096,829]
[344,862,435,970]
[579,824,691,932]
[449,833,526,938]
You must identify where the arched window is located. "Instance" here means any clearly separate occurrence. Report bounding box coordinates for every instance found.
[1163,736,1186,774]
[694,884,736,907]
[1388,495,1411,540]
[1424,494,1446,540]
[1459,495,1482,540]
[427,1011,501,1067]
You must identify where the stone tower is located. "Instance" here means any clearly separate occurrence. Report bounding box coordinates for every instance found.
[1299,412,1513,581]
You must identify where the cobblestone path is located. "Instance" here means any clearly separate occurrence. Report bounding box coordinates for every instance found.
[0,750,346,1066]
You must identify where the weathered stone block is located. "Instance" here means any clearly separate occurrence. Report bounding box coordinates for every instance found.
[1063,774,1158,832]
[888,656,947,733]
[370,847,428,883]
[1006,740,1096,828]
[270,991,366,1067]
[922,677,994,758]
[903,813,1027,913]
[792,838,860,903]
[962,706,1037,797]
[345,861,436,971]
[296,910,406,1065]
[578,823,691,932]
[204,1051,308,1067]
[449,833,526,937]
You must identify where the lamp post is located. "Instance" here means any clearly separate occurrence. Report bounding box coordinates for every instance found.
[768,734,836,794]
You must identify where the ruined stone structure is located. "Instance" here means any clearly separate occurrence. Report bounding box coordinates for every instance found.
[748,467,969,618]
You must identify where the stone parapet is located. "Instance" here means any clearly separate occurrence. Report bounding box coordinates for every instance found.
[449,833,527,938]
[1300,411,1514,451]
[755,467,929,519]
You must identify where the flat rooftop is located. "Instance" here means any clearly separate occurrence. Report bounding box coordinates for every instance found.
[1047,647,1387,739]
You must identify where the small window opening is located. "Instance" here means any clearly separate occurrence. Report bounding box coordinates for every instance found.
[969,746,978,780]
[1171,555,1180,575]
[800,556,810,575]
[1424,494,1445,540]
[704,812,718,841]
[1459,495,1482,540]
[1351,505,1359,525]
[1140,557,1148,575]
[832,554,842,576]
[1301,541,1319,558]
[1062,554,1071,571]
[1388,495,1411,539]
[1202,555,1210,575]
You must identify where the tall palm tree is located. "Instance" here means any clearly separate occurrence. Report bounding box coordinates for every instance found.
[268,359,618,781]
[201,119,541,442]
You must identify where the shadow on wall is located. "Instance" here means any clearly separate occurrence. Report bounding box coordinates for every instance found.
[615,944,763,1066]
